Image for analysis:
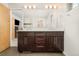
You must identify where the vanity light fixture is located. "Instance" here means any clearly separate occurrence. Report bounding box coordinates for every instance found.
[29,5,32,9]
[24,5,27,9]
[33,5,36,8]
[49,5,52,8]
[24,5,57,9]
[53,5,57,9]
[45,5,53,9]
[45,5,49,8]
[24,5,36,9]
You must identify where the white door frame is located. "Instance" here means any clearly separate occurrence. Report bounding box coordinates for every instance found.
[10,8,23,47]
[10,9,13,47]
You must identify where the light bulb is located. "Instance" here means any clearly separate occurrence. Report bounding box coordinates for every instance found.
[33,5,36,8]
[49,5,52,8]
[29,5,32,9]
[24,5,27,9]
[53,5,57,9]
[45,5,48,8]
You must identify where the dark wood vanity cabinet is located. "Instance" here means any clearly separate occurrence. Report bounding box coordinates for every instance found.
[18,31,64,52]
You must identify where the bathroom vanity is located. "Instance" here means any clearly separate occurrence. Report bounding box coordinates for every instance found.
[18,30,64,53]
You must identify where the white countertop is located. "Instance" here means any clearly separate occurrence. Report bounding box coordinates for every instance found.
[18,28,64,32]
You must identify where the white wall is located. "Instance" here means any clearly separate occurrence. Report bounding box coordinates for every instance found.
[13,14,21,21]
[63,7,79,56]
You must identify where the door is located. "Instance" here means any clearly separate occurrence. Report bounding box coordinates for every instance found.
[47,36,55,51]
[0,4,10,52]
[54,36,64,51]
[23,32,34,51]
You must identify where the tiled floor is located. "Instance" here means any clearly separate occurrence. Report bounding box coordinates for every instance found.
[0,47,65,56]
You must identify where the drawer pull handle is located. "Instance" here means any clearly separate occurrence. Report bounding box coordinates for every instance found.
[36,46,45,48]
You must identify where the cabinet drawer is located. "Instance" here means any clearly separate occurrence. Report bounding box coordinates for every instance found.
[35,32,46,36]
[47,32,64,36]
[23,32,34,36]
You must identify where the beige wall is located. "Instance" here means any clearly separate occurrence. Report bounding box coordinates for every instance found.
[0,4,10,52]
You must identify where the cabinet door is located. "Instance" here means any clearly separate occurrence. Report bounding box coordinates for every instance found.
[23,36,34,51]
[47,36,64,52]
[18,33,24,52]
[54,36,64,51]
[47,36,55,51]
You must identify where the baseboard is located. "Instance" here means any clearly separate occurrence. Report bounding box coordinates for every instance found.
[63,51,68,56]
[10,44,17,47]
[10,42,17,47]
[10,46,17,47]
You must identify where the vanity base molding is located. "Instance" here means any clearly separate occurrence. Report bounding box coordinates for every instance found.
[18,31,64,53]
